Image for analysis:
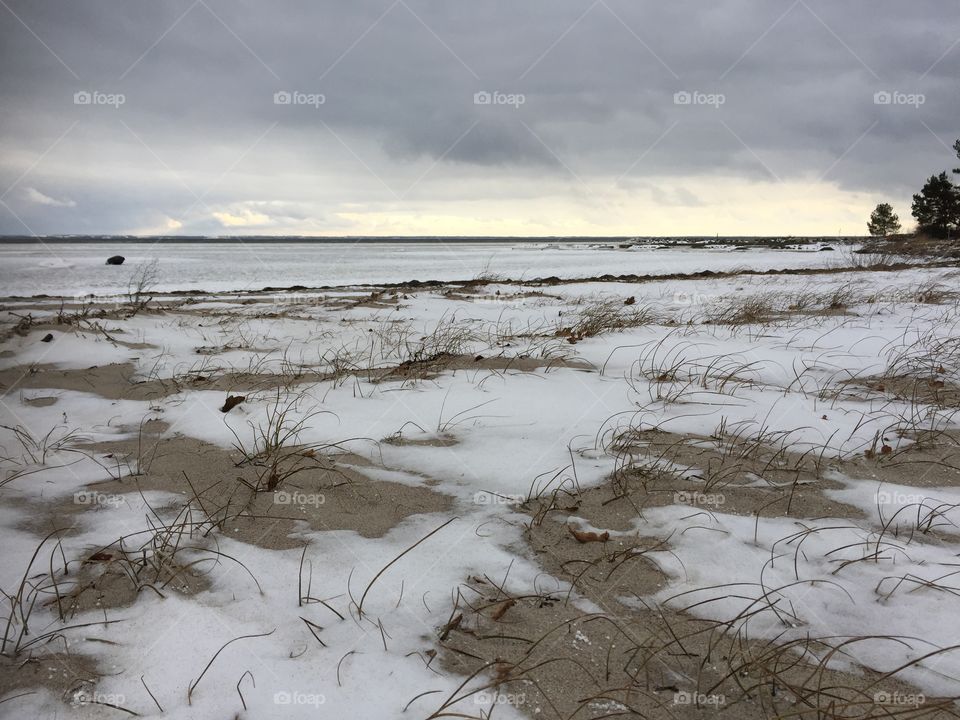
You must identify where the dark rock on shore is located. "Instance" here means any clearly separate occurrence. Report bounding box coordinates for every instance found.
[220,395,245,413]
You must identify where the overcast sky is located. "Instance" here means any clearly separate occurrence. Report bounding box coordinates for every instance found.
[0,0,957,236]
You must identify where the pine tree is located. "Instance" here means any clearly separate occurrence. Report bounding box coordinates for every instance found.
[912,172,960,239]
[867,203,901,236]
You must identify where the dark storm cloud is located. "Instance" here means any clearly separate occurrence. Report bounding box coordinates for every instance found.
[0,0,957,232]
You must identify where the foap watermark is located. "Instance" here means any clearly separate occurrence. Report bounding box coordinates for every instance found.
[74,490,124,508]
[874,691,925,708]
[673,290,718,307]
[273,691,326,708]
[474,491,524,506]
[274,90,326,108]
[877,490,926,505]
[274,490,325,507]
[74,90,125,108]
[269,293,323,308]
[73,293,125,310]
[674,691,725,706]
[473,295,533,309]
[674,490,725,507]
[474,690,527,706]
[72,689,126,708]
[474,90,525,108]
[674,90,725,108]
[874,90,925,108]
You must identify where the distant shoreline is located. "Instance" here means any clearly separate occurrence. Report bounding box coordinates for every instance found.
[0,235,864,244]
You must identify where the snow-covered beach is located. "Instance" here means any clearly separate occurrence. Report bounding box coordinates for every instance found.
[2,245,960,718]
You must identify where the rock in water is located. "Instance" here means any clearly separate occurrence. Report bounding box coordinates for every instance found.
[106,255,125,265]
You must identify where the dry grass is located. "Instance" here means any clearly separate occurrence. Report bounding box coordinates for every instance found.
[704,292,782,326]
[6,273,960,718]
[556,298,661,342]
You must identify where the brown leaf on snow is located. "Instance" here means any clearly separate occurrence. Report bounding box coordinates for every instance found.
[220,395,246,413]
[439,613,462,641]
[490,598,516,621]
[568,525,610,543]
[494,662,515,683]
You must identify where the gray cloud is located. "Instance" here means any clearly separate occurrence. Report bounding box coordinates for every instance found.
[0,0,957,233]
[24,187,76,208]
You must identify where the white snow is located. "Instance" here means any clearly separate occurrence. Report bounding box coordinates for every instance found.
[3,256,960,716]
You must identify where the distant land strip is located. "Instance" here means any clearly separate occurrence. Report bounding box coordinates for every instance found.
[0,235,867,244]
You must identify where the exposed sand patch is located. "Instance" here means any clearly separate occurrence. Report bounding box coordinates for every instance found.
[61,543,212,617]
[845,430,960,488]
[373,353,592,383]
[436,572,948,719]
[842,374,960,409]
[382,432,459,448]
[431,444,953,719]
[600,427,861,519]
[0,362,166,402]
[1,352,591,405]
[0,652,101,711]
[22,395,58,407]
[70,432,454,551]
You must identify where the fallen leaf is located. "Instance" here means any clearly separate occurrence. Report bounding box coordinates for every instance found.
[439,613,462,641]
[220,395,246,413]
[490,598,516,621]
[568,525,610,543]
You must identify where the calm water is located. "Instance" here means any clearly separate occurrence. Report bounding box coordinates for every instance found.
[0,241,842,297]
